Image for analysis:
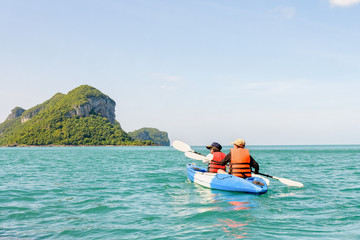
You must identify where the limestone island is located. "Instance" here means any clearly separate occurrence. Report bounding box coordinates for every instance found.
[0,85,170,147]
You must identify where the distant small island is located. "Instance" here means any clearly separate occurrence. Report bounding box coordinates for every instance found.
[0,85,170,147]
[128,128,170,146]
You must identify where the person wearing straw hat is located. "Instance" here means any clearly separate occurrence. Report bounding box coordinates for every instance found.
[217,138,259,178]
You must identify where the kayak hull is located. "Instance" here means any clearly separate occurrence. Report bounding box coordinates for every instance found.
[186,163,268,194]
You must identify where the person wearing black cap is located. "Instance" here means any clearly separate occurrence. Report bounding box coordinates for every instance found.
[205,142,227,173]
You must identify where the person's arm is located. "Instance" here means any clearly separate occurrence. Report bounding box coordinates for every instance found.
[220,152,231,165]
[250,156,259,174]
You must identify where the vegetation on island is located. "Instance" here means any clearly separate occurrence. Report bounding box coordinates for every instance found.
[128,128,170,146]
[0,85,168,146]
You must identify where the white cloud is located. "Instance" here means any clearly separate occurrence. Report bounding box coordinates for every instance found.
[152,73,182,82]
[243,80,299,95]
[330,0,360,7]
[271,7,296,19]
[160,85,174,90]
[151,73,183,90]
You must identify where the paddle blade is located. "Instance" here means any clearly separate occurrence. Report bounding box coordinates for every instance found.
[205,154,213,161]
[185,151,206,161]
[172,140,192,152]
[277,177,304,187]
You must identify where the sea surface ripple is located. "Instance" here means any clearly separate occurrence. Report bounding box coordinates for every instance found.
[1,145,359,239]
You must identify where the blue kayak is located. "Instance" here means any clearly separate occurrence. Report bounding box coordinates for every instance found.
[186,163,268,195]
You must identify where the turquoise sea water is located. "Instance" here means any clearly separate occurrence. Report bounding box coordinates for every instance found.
[1,145,359,239]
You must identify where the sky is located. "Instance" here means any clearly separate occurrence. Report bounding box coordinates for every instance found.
[1,0,360,145]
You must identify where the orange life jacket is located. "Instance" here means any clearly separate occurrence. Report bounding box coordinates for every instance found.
[230,148,252,178]
[208,152,226,173]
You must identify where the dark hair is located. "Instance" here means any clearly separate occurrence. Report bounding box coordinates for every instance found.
[211,147,220,152]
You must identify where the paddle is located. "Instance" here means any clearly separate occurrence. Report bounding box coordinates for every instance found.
[172,140,213,162]
[172,140,201,154]
[185,151,213,162]
[254,172,304,187]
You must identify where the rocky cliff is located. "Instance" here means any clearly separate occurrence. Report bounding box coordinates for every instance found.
[20,93,65,123]
[67,96,116,125]
[6,107,25,121]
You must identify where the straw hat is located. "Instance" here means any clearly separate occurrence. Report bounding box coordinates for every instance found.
[231,138,246,147]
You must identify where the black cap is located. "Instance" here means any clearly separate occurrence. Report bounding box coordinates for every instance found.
[206,142,222,151]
